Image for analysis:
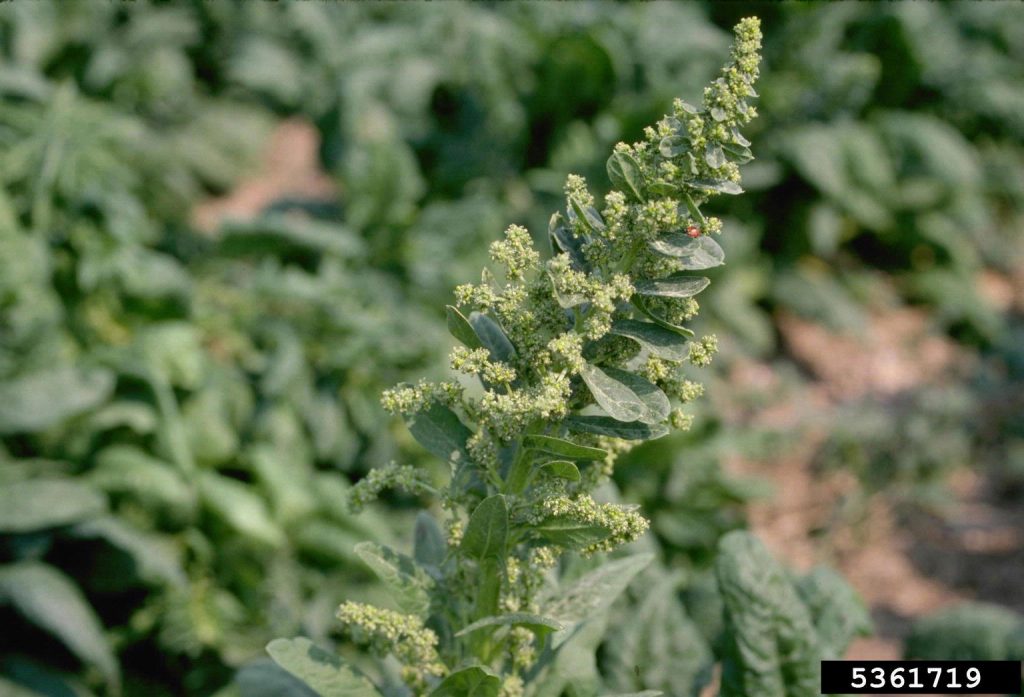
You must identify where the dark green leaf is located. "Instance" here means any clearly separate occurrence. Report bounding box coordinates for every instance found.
[406,402,472,465]
[430,666,501,697]
[607,151,645,201]
[632,296,696,337]
[795,567,872,660]
[460,495,508,560]
[0,479,106,533]
[634,274,711,298]
[579,364,646,423]
[446,305,482,349]
[355,542,433,618]
[198,471,285,548]
[549,212,588,270]
[531,516,611,549]
[236,659,319,697]
[454,613,563,638]
[610,319,689,361]
[648,234,725,270]
[538,460,581,481]
[414,511,447,569]
[468,312,516,364]
[564,416,669,441]
[569,198,606,233]
[266,637,383,697]
[523,435,606,461]
[600,367,669,424]
[0,367,114,434]
[71,517,186,587]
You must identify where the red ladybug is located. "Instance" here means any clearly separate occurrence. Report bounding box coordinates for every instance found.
[686,225,701,238]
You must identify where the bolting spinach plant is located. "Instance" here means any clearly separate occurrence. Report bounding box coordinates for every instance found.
[268,18,764,697]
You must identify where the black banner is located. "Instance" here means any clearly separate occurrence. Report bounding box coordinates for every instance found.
[821,660,1022,694]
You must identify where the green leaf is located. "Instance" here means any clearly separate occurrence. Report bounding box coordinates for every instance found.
[632,297,696,338]
[354,542,433,618]
[88,445,196,520]
[579,364,646,423]
[904,603,1024,662]
[549,212,588,270]
[0,562,119,691]
[531,516,611,549]
[716,531,819,697]
[634,274,711,299]
[430,666,501,697]
[609,320,689,361]
[0,479,106,533]
[414,511,447,569]
[446,305,482,349]
[648,234,725,270]
[266,637,383,697]
[468,312,516,364]
[236,659,318,697]
[0,367,114,434]
[460,495,508,560]
[71,517,186,587]
[543,553,654,626]
[659,135,689,158]
[600,367,669,424]
[564,416,669,441]
[538,460,581,481]
[454,613,563,638]
[704,144,726,169]
[607,151,645,201]
[198,471,285,548]
[523,435,606,461]
[406,402,472,465]
[569,198,606,233]
[795,567,872,660]
[689,179,743,195]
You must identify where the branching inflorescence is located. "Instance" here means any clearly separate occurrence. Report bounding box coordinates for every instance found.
[272,17,762,697]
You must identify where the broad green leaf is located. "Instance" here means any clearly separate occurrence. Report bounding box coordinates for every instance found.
[569,197,606,233]
[0,367,114,434]
[538,460,581,481]
[632,297,696,338]
[648,234,725,270]
[454,613,563,638]
[716,531,819,697]
[446,305,482,349]
[549,212,589,270]
[795,567,871,659]
[0,562,118,690]
[609,320,689,361]
[531,516,611,549]
[579,364,646,423]
[634,274,710,299]
[564,416,669,441]
[468,312,516,364]
[406,402,472,465]
[236,658,318,697]
[354,542,433,618]
[523,435,606,461]
[606,151,645,201]
[0,479,105,533]
[543,553,654,626]
[266,637,383,697]
[460,495,508,560]
[430,666,501,697]
[704,144,726,169]
[88,445,195,520]
[198,471,285,548]
[71,517,186,587]
[659,135,688,158]
[600,367,669,424]
[414,511,447,569]
[904,603,1024,661]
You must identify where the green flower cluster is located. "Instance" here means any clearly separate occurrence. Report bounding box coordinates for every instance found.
[341,17,762,694]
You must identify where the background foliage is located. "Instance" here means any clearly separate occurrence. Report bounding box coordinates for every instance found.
[0,2,1021,696]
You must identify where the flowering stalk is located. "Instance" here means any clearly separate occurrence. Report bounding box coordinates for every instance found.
[270,17,761,697]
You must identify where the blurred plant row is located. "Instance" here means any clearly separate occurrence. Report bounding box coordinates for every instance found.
[0,2,1022,696]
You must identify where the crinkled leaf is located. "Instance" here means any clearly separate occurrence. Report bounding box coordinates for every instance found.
[460,495,508,560]
[430,666,500,697]
[648,234,725,270]
[455,613,563,638]
[523,435,606,461]
[406,401,472,465]
[610,320,689,361]
[543,553,654,626]
[0,562,118,691]
[446,305,482,349]
[0,367,114,434]
[354,542,433,618]
[266,637,383,697]
[634,274,711,299]
[468,312,516,364]
[0,479,106,533]
[580,364,650,423]
[795,567,872,659]
[564,416,669,441]
[607,151,645,201]
[716,532,819,697]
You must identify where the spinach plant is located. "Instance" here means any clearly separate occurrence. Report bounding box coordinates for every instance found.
[268,18,769,697]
